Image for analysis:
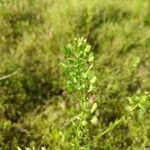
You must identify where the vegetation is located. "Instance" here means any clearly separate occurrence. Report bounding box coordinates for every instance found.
[0,0,150,149]
[61,38,97,150]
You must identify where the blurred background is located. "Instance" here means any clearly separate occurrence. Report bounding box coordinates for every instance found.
[0,0,150,149]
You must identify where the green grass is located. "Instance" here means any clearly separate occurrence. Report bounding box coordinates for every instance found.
[0,0,150,149]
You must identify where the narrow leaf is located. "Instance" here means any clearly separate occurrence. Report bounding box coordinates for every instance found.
[91,102,97,113]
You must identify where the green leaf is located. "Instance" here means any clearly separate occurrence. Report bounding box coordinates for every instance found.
[78,39,82,47]
[90,76,97,84]
[67,81,73,92]
[88,85,95,92]
[76,51,83,58]
[91,115,98,125]
[82,120,87,126]
[64,47,71,56]
[82,72,87,79]
[138,103,144,109]
[91,102,97,113]
[73,77,77,83]
[88,53,94,62]
[60,63,67,69]
[85,45,91,53]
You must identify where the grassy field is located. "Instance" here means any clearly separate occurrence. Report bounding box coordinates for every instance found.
[0,0,150,149]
